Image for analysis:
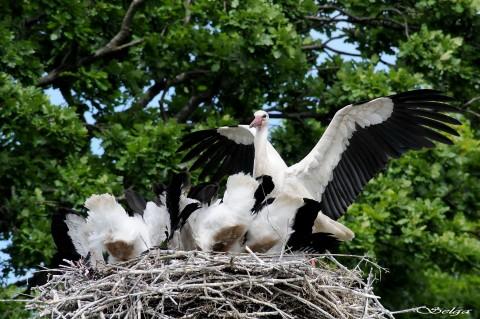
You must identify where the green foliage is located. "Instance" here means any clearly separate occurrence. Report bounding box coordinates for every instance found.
[0,285,32,319]
[340,123,480,315]
[0,0,479,317]
[100,117,184,193]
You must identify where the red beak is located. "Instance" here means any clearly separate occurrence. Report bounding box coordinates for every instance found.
[249,116,263,128]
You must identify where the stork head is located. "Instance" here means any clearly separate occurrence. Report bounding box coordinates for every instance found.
[249,110,269,128]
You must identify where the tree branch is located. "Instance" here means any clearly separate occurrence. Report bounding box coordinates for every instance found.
[158,89,169,121]
[463,96,480,108]
[379,57,395,67]
[175,76,221,123]
[176,89,217,123]
[128,69,211,115]
[94,0,145,57]
[129,80,168,113]
[301,34,346,51]
[306,5,413,34]
[323,44,362,57]
[37,0,145,87]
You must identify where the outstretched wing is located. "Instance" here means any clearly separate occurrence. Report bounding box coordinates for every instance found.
[179,125,256,181]
[286,89,461,220]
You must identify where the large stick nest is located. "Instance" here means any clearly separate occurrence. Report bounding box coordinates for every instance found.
[28,249,396,318]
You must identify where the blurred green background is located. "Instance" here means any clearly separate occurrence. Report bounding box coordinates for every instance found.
[0,0,479,318]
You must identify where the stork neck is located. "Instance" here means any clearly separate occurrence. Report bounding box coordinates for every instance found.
[253,126,269,177]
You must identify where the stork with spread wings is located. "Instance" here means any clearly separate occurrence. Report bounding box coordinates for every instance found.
[179,90,462,222]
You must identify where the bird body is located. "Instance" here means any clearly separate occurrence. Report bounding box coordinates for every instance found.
[246,194,353,253]
[142,201,170,246]
[187,173,261,252]
[64,194,158,263]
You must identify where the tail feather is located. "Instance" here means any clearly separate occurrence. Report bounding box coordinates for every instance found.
[188,183,219,205]
[222,173,259,209]
[166,172,190,236]
[65,213,90,257]
[124,189,147,216]
[287,198,321,248]
[293,232,341,253]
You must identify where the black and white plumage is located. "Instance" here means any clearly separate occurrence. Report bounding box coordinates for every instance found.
[63,174,207,262]
[245,195,351,253]
[56,173,346,261]
[65,194,153,263]
[183,173,275,252]
[286,200,341,254]
[178,127,256,181]
[61,171,276,261]
[180,90,461,221]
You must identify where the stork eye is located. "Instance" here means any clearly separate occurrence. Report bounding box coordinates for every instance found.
[262,114,267,118]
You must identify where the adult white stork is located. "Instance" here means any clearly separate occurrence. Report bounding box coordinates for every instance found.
[179,90,461,224]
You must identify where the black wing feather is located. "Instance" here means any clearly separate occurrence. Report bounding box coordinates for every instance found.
[188,183,219,205]
[51,207,81,265]
[166,172,189,237]
[287,199,341,253]
[125,189,147,216]
[251,175,275,212]
[178,203,201,230]
[294,233,341,254]
[179,126,255,182]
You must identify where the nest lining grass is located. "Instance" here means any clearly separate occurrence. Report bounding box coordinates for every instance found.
[27,249,396,319]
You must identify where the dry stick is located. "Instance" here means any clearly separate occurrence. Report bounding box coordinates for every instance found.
[390,306,425,315]
[361,271,374,318]
[229,290,293,319]
[272,286,338,319]
[301,279,347,319]
[244,245,264,264]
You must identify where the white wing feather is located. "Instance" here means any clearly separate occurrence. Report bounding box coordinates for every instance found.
[143,201,170,246]
[285,97,394,201]
[220,125,288,172]
[65,214,90,257]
